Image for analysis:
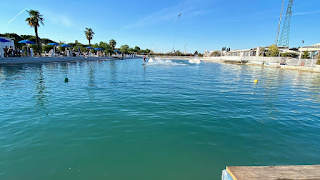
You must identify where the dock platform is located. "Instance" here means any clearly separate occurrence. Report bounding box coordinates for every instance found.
[223,165,320,180]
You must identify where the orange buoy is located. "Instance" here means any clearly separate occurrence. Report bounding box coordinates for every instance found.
[301,62,305,66]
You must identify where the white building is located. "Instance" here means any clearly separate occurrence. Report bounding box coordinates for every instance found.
[299,43,320,59]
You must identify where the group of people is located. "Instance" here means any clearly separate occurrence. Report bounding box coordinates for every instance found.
[2,46,21,57]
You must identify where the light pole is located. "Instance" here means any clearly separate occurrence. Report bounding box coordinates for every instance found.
[299,40,304,60]
[151,43,154,53]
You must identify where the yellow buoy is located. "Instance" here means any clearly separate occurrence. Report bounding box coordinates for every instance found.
[254,79,259,83]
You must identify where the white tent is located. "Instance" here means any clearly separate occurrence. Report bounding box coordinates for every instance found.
[0,37,15,50]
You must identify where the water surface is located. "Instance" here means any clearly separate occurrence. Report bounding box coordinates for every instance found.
[1,59,320,180]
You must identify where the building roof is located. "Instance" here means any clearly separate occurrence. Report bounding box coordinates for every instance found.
[305,43,320,48]
[299,43,320,52]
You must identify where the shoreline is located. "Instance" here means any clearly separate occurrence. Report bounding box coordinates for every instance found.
[161,56,320,73]
[0,56,137,65]
[2,56,320,73]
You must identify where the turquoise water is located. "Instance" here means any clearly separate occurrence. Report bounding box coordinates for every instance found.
[1,59,320,180]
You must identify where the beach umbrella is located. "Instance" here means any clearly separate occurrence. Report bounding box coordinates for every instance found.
[19,40,36,56]
[0,38,10,58]
[48,43,59,46]
[86,47,94,57]
[0,38,10,42]
[19,40,36,44]
[60,44,71,57]
[60,44,71,47]
[94,48,104,57]
[47,43,59,57]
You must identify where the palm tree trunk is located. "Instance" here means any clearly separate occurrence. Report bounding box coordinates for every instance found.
[34,26,41,56]
[89,39,91,46]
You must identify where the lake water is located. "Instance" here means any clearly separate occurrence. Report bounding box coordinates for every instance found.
[1,59,320,180]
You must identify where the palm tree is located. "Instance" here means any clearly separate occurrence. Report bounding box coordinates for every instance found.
[85,28,94,46]
[109,39,117,50]
[25,10,44,55]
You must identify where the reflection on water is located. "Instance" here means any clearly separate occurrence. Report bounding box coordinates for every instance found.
[35,66,47,108]
[87,62,96,101]
[110,60,117,86]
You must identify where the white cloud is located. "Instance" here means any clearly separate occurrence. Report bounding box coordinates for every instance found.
[293,10,320,16]
[45,11,82,30]
[125,5,180,29]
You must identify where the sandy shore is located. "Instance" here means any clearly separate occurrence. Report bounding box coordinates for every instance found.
[0,56,138,64]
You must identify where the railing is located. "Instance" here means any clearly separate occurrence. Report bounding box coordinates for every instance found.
[160,55,319,67]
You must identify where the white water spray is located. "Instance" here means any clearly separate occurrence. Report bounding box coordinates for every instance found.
[188,55,201,64]
[147,57,186,66]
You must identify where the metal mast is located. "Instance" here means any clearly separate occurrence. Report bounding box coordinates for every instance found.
[276,0,285,45]
[278,0,294,47]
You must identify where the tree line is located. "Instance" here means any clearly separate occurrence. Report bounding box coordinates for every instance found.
[0,9,152,56]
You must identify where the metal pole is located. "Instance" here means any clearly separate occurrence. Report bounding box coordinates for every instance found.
[276,0,285,45]
[151,43,153,53]
[299,40,304,60]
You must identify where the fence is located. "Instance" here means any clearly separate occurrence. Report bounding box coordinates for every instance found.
[203,56,319,67]
[151,55,319,67]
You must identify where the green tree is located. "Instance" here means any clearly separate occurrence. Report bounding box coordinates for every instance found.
[84,28,94,46]
[266,44,279,57]
[0,33,23,48]
[194,51,198,55]
[41,38,55,44]
[213,51,220,57]
[259,47,265,56]
[120,44,130,54]
[109,39,117,50]
[20,35,33,40]
[134,46,140,52]
[98,41,113,54]
[58,41,66,52]
[302,51,309,59]
[28,36,39,43]
[281,52,298,58]
[175,50,182,56]
[129,48,135,53]
[30,44,42,54]
[25,10,44,55]
[42,45,54,52]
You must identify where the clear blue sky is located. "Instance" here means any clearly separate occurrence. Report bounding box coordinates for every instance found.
[0,0,319,53]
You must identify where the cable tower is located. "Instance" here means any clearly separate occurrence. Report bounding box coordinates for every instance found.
[278,0,294,47]
[275,0,285,45]
[172,0,185,53]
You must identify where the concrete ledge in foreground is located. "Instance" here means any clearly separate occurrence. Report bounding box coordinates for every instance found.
[222,165,320,180]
